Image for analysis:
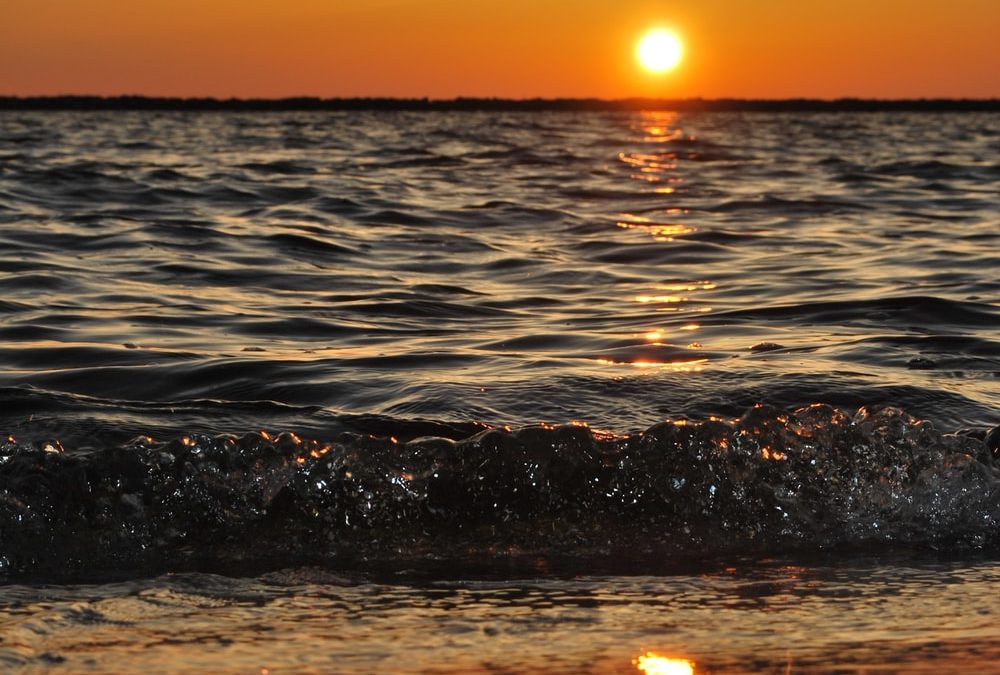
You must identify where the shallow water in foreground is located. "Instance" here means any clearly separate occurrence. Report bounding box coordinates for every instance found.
[4,558,1000,673]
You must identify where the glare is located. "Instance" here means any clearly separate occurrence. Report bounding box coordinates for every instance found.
[634,652,695,675]
[637,29,683,73]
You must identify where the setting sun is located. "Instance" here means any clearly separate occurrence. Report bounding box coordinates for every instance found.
[636,28,683,74]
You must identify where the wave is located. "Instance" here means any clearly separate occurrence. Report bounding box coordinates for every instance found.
[708,296,1000,328]
[1,404,998,579]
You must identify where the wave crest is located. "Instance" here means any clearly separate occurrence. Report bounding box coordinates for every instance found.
[1,404,998,577]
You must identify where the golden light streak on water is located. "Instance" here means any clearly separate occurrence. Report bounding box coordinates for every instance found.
[617,221,696,241]
[634,652,696,675]
[594,358,708,372]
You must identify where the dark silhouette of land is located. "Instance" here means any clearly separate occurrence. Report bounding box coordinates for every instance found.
[1,96,997,112]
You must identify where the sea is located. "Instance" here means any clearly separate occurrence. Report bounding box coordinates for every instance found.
[0,108,998,672]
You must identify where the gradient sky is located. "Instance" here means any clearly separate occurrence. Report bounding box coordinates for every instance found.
[2,0,998,99]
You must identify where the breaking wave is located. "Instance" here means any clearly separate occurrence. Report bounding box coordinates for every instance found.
[3,404,998,578]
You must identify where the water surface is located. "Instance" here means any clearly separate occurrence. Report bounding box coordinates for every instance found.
[0,110,998,671]
[4,558,1000,673]
[1,110,996,439]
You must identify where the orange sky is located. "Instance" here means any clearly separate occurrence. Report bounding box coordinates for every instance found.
[2,0,998,99]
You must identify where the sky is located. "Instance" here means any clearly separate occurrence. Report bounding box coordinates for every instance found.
[2,0,998,99]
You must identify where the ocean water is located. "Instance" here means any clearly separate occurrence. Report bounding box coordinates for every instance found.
[0,109,998,672]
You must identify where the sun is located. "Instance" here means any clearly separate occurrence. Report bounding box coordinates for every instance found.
[636,28,683,74]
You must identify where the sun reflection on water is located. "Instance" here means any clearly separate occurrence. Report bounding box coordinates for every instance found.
[594,357,707,372]
[617,221,696,242]
[634,652,696,675]
[659,282,717,292]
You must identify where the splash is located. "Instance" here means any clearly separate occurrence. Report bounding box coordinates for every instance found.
[1,404,998,577]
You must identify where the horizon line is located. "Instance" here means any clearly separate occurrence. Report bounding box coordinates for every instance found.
[1,95,998,113]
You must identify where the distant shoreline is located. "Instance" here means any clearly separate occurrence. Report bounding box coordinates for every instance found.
[1,96,998,112]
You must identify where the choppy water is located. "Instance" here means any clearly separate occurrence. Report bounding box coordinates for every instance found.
[1,110,998,671]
